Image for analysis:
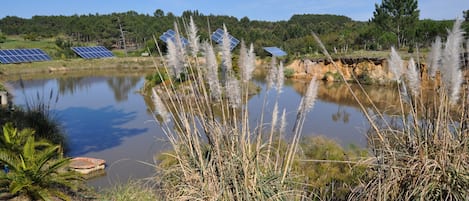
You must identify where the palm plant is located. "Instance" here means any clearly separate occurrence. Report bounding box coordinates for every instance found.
[0,123,82,201]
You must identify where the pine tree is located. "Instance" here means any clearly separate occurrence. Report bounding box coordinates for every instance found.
[372,0,420,48]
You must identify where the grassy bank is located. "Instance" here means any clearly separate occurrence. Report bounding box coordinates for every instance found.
[0,57,156,76]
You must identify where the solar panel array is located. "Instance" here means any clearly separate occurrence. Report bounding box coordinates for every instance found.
[159,29,189,47]
[0,48,51,64]
[263,47,287,57]
[211,28,240,51]
[71,46,114,59]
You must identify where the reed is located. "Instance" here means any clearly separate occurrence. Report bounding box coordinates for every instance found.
[148,19,319,200]
[340,19,469,200]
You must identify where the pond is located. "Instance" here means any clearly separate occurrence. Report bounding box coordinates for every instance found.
[7,71,399,189]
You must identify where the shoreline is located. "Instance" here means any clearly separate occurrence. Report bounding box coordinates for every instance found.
[0,57,157,81]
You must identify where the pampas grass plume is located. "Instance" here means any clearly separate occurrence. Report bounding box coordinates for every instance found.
[426,36,442,78]
[151,88,171,123]
[406,57,420,97]
[301,77,319,113]
[188,16,200,58]
[441,18,464,104]
[203,42,222,100]
[389,47,404,82]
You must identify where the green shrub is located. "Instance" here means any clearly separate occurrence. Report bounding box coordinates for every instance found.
[100,180,158,201]
[0,123,83,200]
[284,67,295,78]
[295,136,368,200]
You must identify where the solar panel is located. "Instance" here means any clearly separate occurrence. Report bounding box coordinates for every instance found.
[71,46,114,59]
[0,48,51,64]
[263,47,287,57]
[159,29,189,47]
[211,28,240,51]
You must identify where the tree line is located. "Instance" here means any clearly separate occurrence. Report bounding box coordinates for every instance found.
[0,4,467,57]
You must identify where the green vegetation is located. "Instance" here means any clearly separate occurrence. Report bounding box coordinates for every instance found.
[295,136,368,200]
[148,17,468,200]
[283,67,295,78]
[0,88,68,151]
[0,31,5,43]
[99,180,158,201]
[372,0,419,48]
[0,3,467,200]
[314,18,469,199]
[148,21,320,200]
[0,8,467,59]
[0,123,83,200]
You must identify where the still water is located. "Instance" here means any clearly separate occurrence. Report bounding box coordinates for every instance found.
[7,71,391,188]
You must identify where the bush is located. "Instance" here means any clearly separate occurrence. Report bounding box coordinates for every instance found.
[295,136,368,200]
[284,67,295,78]
[100,180,158,201]
[0,88,68,153]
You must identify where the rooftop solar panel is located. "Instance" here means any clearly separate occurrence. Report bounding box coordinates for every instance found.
[0,48,51,64]
[159,29,189,47]
[211,28,240,51]
[263,47,287,57]
[71,46,114,59]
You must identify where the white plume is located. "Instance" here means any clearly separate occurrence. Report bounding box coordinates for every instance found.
[441,19,464,104]
[152,88,171,123]
[406,58,420,97]
[426,36,442,78]
[203,42,222,100]
[188,16,200,57]
[299,77,319,113]
[221,24,233,73]
[389,47,404,82]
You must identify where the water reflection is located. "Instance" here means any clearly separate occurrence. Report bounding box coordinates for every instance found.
[288,80,402,115]
[57,77,93,96]
[55,76,141,102]
[8,71,406,188]
[332,106,350,123]
[60,106,148,156]
[106,77,141,102]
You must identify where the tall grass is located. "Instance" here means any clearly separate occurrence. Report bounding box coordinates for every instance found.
[148,20,319,200]
[311,19,469,200]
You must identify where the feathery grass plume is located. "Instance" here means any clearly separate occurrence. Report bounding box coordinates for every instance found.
[240,42,256,83]
[274,108,287,171]
[151,88,170,123]
[166,39,183,79]
[300,77,319,113]
[153,18,315,200]
[238,40,247,75]
[426,36,442,78]
[188,16,199,58]
[406,57,420,97]
[266,57,278,90]
[275,61,284,94]
[441,18,464,104]
[226,74,241,108]
[389,47,404,82]
[282,76,319,183]
[246,43,256,80]
[203,42,222,100]
[221,24,233,74]
[279,109,287,135]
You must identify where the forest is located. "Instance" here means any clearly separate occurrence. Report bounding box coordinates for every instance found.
[0,8,468,58]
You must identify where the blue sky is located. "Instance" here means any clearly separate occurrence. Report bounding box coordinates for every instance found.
[0,0,467,21]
